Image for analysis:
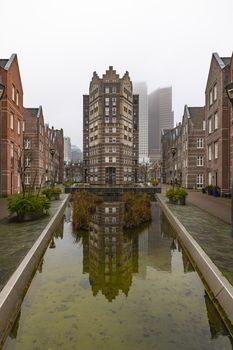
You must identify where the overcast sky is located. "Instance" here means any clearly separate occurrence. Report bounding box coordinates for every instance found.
[1,0,233,149]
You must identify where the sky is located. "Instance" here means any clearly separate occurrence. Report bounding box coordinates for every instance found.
[1,0,233,150]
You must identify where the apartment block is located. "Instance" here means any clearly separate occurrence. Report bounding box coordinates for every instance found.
[83,66,139,185]
[0,54,24,196]
[205,53,231,193]
[64,136,72,164]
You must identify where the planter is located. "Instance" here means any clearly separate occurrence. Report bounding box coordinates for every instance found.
[11,211,46,222]
[178,197,186,205]
[207,189,213,195]
[169,197,178,204]
[213,190,220,197]
[50,194,60,201]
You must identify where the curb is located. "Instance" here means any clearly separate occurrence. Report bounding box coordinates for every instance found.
[0,194,70,348]
[157,194,233,331]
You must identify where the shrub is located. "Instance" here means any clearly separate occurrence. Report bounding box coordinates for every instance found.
[42,187,62,199]
[123,192,151,228]
[64,181,73,187]
[166,187,188,201]
[151,179,159,187]
[72,192,102,230]
[8,194,51,219]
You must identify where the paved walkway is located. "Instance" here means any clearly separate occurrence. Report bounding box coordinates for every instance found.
[158,193,233,289]
[0,195,68,292]
[161,186,231,224]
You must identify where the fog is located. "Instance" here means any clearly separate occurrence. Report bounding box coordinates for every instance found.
[1,0,232,149]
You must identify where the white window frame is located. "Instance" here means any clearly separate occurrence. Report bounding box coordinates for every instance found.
[197,138,204,149]
[10,113,14,130]
[214,112,218,130]
[208,145,212,161]
[197,156,204,167]
[214,141,218,159]
[208,117,212,134]
[214,84,217,101]
[196,174,204,189]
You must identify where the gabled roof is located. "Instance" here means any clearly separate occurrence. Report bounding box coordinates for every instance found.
[0,59,8,69]
[0,54,17,70]
[24,106,43,119]
[213,52,230,70]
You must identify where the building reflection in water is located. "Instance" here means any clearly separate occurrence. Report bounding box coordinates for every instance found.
[82,201,139,302]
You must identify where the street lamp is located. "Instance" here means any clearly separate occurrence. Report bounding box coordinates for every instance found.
[171,147,177,189]
[0,82,5,196]
[226,82,233,234]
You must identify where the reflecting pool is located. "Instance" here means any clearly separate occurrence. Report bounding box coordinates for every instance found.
[4,202,233,350]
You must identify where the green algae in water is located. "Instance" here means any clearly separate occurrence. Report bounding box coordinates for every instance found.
[4,202,233,350]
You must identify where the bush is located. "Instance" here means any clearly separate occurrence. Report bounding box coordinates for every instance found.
[72,192,102,230]
[151,179,159,187]
[64,181,73,187]
[123,192,151,228]
[166,187,188,202]
[8,194,51,219]
[42,187,62,199]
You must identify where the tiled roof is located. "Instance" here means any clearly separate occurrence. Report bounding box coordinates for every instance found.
[24,108,39,117]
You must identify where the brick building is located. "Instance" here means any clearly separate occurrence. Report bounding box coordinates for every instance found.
[48,126,64,184]
[23,106,47,190]
[83,66,139,185]
[205,53,231,193]
[180,106,205,189]
[0,54,24,196]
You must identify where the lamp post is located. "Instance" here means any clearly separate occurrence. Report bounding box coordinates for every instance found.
[171,147,177,189]
[50,147,55,187]
[225,82,233,234]
[0,82,5,196]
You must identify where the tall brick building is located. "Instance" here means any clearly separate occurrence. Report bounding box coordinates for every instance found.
[205,53,232,193]
[83,67,139,185]
[0,54,24,196]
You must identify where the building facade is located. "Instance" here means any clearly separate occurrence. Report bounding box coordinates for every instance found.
[133,82,148,163]
[23,106,47,190]
[205,53,231,193]
[148,87,173,162]
[83,66,139,185]
[0,54,24,196]
[64,136,72,164]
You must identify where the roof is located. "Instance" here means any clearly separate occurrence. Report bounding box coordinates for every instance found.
[0,59,8,69]
[188,107,205,121]
[213,53,231,69]
[24,108,39,117]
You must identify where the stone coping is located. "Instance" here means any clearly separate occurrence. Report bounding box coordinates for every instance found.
[157,194,233,332]
[0,194,70,348]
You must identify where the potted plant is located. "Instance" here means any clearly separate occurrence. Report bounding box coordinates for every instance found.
[166,188,178,204]
[8,194,51,221]
[206,185,214,195]
[212,186,220,197]
[175,187,188,205]
[42,186,62,200]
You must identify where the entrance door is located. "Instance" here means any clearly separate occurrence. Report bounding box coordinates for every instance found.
[105,167,116,185]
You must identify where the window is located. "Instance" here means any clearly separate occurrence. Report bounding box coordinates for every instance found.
[22,121,25,132]
[105,146,109,153]
[105,107,109,116]
[10,113,14,130]
[208,145,212,161]
[112,97,117,106]
[105,127,109,133]
[112,207,116,213]
[12,84,15,101]
[112,107,116,116]
[24,139,31,149]
[10,142,14,158]
[196,174,204,189]
[25,156,30,167]
[17,120,20,135]
[209,89,213,105]
[203,120,206,131]
[197,138,204,148]
[105,86,109,93]
[105,207,109,213]
[112,86,117,93]
[208,117,212,134]
[197,156,204,166]
[105,97,109,106]
[112,127,116,133]
[112,146,116,153]
[16,91,19,106]
[112,157,116,163]
[208,172,212,185]
[105,117,109,123]
[112,117,116,123]
[214,84,217,101]
[105,137,109,143]
[214,142,218,159]
[214,112,218,130]
[105,157,109,163]
[112,137,116,143]
[25,174,31,185]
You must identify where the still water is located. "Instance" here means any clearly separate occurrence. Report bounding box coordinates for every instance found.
[4,202,233,350]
